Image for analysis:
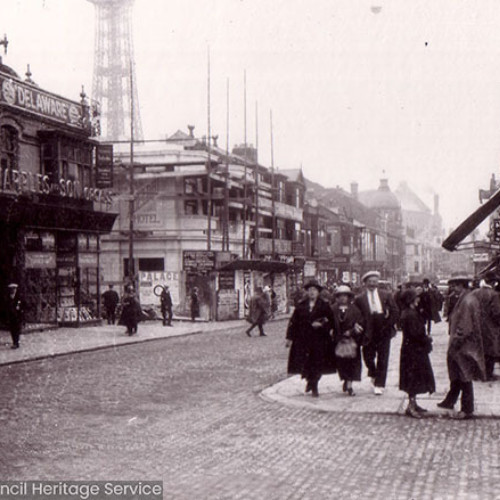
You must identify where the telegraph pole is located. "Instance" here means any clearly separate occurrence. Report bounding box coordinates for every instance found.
[242,70,248,258]
[206,46,212,251]
[223,77,230,252]
[270,109,276,257]
[254,101,260,259]
[128,58,135,286]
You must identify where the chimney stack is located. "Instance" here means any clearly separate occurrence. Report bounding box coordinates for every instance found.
[351,182,359,199]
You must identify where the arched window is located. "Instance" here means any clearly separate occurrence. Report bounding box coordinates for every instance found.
[0,125,19,171]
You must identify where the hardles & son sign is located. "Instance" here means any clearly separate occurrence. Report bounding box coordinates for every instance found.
[0,166,113,205]
[0,75,87,130]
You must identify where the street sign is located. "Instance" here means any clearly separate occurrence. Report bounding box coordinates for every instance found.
[472,253,490,263]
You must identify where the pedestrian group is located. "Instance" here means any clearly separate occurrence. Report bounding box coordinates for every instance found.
[284,270,498,420]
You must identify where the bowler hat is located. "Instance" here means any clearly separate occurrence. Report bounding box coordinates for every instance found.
[304,279,323,292]
[362,270,380,282]
[335,285,353,296]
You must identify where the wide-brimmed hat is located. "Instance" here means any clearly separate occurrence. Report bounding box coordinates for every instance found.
[304,279,323,292]
[362,270,381,282]
[401,289,418,307]
[448,275,471,285]
[7,283,18,289]
[335,285,353,296]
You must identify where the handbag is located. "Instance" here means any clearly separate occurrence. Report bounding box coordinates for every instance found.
[335,336,358,359]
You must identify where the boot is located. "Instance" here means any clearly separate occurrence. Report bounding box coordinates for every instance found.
[406,398,422,419]
[311,381,319,398]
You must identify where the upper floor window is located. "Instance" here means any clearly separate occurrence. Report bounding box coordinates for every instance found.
[0,125,19,171]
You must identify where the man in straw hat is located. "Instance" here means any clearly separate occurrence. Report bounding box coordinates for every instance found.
[438,275,486,419]
[7,283,24,349]
[354,271,398,395]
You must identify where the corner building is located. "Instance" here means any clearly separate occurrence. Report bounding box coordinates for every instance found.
[0,60,116,327]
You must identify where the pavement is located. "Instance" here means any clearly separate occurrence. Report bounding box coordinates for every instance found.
[2,319,500,498]
[0,315,289,366]
[262,319,500,419]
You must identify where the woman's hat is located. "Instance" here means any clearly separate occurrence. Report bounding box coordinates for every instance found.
[335,285,353,296]
[304,279,323,292]
[362,270,380,283]
[7,283,18,289]
[448,275,471,285]
[401,289,418,307]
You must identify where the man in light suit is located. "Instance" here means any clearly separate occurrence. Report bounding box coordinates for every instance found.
[354,271,398,395]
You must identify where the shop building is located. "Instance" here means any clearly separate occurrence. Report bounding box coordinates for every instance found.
[100,128,306,319]
[0,60,116,327]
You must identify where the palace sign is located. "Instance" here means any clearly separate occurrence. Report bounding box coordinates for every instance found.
[0,75,86,130]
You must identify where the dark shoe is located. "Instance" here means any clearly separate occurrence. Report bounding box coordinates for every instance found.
[305,381,312,393]
[11,344,19,349]
[451,411,474,420]
[311,387,319,398]
[245,330,252,337]
[437,400,454,410]
[347,388,355,397]
[342,381,348,393]
[415,404,428,413]
[405,406,422,419]
[259,332,267,337]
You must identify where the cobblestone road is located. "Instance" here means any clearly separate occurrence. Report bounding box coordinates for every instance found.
[1,320,500,499]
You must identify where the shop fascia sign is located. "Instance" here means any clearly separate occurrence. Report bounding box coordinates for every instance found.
[0,166,113,205]
[0,75,86,130]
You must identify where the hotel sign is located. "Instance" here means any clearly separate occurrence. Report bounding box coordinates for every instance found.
[0,75,85,130]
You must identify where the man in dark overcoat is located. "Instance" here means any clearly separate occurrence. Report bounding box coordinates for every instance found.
[438,276,486,419]
[354,271,398,395]
[160,285,173,326]
[102,284,120,324]
[7,283,24,349]
[471,272,500,380]
[286,280,336,397]
[245,287,270,337]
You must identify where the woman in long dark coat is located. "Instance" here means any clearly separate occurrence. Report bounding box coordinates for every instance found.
[190,287,200,322]
[119,285,141,336]
[399,289,435,418]
[286,280,336,397]
[332,285,365,396]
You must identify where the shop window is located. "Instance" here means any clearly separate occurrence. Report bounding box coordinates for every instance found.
[185,177,203,194]
[138,258,164,272]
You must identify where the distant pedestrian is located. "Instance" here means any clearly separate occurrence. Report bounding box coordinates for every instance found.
[119,285,141,336]
[332,285,364,396]
[7,283,23,349]
[354,271,398,395]
[418,279,441,334]
[438,276,486,419]
[160,285,173,326]
[471,272,500,380]
[190,287,200,322]
[102,284,120,325]
[286,280,336,397]
[399,289,435,418]
[245,287,270,337]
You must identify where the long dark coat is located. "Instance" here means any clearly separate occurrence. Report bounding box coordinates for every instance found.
[249,294,269,324]
[119,292,141,330]
[447,290,486,383]
[286,298,336,379]
[399,307,435,395]
[332,303,364,381]
[471,287,500,358]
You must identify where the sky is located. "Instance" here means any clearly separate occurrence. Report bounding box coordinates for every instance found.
[3,0,500,232]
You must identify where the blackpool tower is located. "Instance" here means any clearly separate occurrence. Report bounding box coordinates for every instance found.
[88,0,143,141]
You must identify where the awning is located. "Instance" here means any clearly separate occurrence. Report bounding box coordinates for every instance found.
[0,194,117,233]
[220,259,291,273]
[442,187,500,251]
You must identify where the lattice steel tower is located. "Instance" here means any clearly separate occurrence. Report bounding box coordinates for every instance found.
[88,0,143,141]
